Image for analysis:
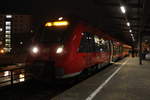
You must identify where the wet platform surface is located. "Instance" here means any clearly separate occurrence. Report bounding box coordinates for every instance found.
[52,57,150,100]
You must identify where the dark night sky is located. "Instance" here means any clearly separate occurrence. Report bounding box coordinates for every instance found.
[0,0,114,30]
[0,0,129,43]
[0,0,115,36]
[0,1,94,21]
[1,0,108,28]
[0,0,104,21]
[33,0,109,28]
[0,0,114,37]
[0,0,94,13]
[0,0,32,13]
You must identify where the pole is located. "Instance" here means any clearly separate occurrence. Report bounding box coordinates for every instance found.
[139,32,142,65]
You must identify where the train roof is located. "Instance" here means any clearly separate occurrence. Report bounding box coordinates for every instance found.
[42,15,131,47]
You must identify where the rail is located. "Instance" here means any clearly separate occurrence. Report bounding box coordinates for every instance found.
[0,63,26,87]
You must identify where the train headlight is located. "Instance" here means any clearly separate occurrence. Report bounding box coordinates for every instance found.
[56,45,64,54]
[32,46,39,54]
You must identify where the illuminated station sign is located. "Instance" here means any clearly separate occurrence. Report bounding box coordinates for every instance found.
[45,21,69,27]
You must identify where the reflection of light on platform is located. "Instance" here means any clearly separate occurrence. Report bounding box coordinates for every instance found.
[4,71,10,76]
[19,74,25,82]
[110,61,122,65]
[110,61,115,64]
[114,62,122,65]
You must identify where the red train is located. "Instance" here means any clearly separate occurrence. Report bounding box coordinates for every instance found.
[25,17,131,81]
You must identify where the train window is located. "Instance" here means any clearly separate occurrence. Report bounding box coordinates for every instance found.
[94,35,109,52]
[79,33,109,53]
[113,42,118,55]
[34,26,73,44]
[94,36,102,52]
[78,32,89,52]
[79,32,95,52]
[119,46,123,53]
[103,40,110,52]
[113,42,122,55]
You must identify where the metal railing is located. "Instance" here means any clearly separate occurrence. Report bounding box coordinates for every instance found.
[0,64,26,87]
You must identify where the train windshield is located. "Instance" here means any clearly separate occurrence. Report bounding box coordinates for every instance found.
[35,27,72,44]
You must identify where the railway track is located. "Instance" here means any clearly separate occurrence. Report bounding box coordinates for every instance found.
[0,61,116,100]
[0,79,76,100]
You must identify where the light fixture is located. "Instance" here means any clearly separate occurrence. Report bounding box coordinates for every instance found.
[0,49,5,54]
[6,15,12,18]
[131,34,133,36]
[19,74,25,82]
[127,22,130,26]
[0,28,3,32]
[132,38,135,41]
[58,17,63,20]
[129,29,132,33]
[120,6,126,14]
[4,71,10,76]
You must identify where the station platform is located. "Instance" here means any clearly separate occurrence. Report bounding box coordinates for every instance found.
[52,57,150,100]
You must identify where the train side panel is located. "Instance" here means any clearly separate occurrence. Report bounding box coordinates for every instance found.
[57,23,111,77]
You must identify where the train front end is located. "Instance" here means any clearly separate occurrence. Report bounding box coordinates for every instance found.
[25,18,73,81]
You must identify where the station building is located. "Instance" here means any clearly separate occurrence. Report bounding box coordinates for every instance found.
[0,14,32,53]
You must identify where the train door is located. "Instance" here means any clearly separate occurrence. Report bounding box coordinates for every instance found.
[119,45,123,58]
[99,39,110,63]
[104,40,111,62]
[94,35,110,64]
[78,32,94,67]
[112,41,118,61]
[112,41,121,61]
